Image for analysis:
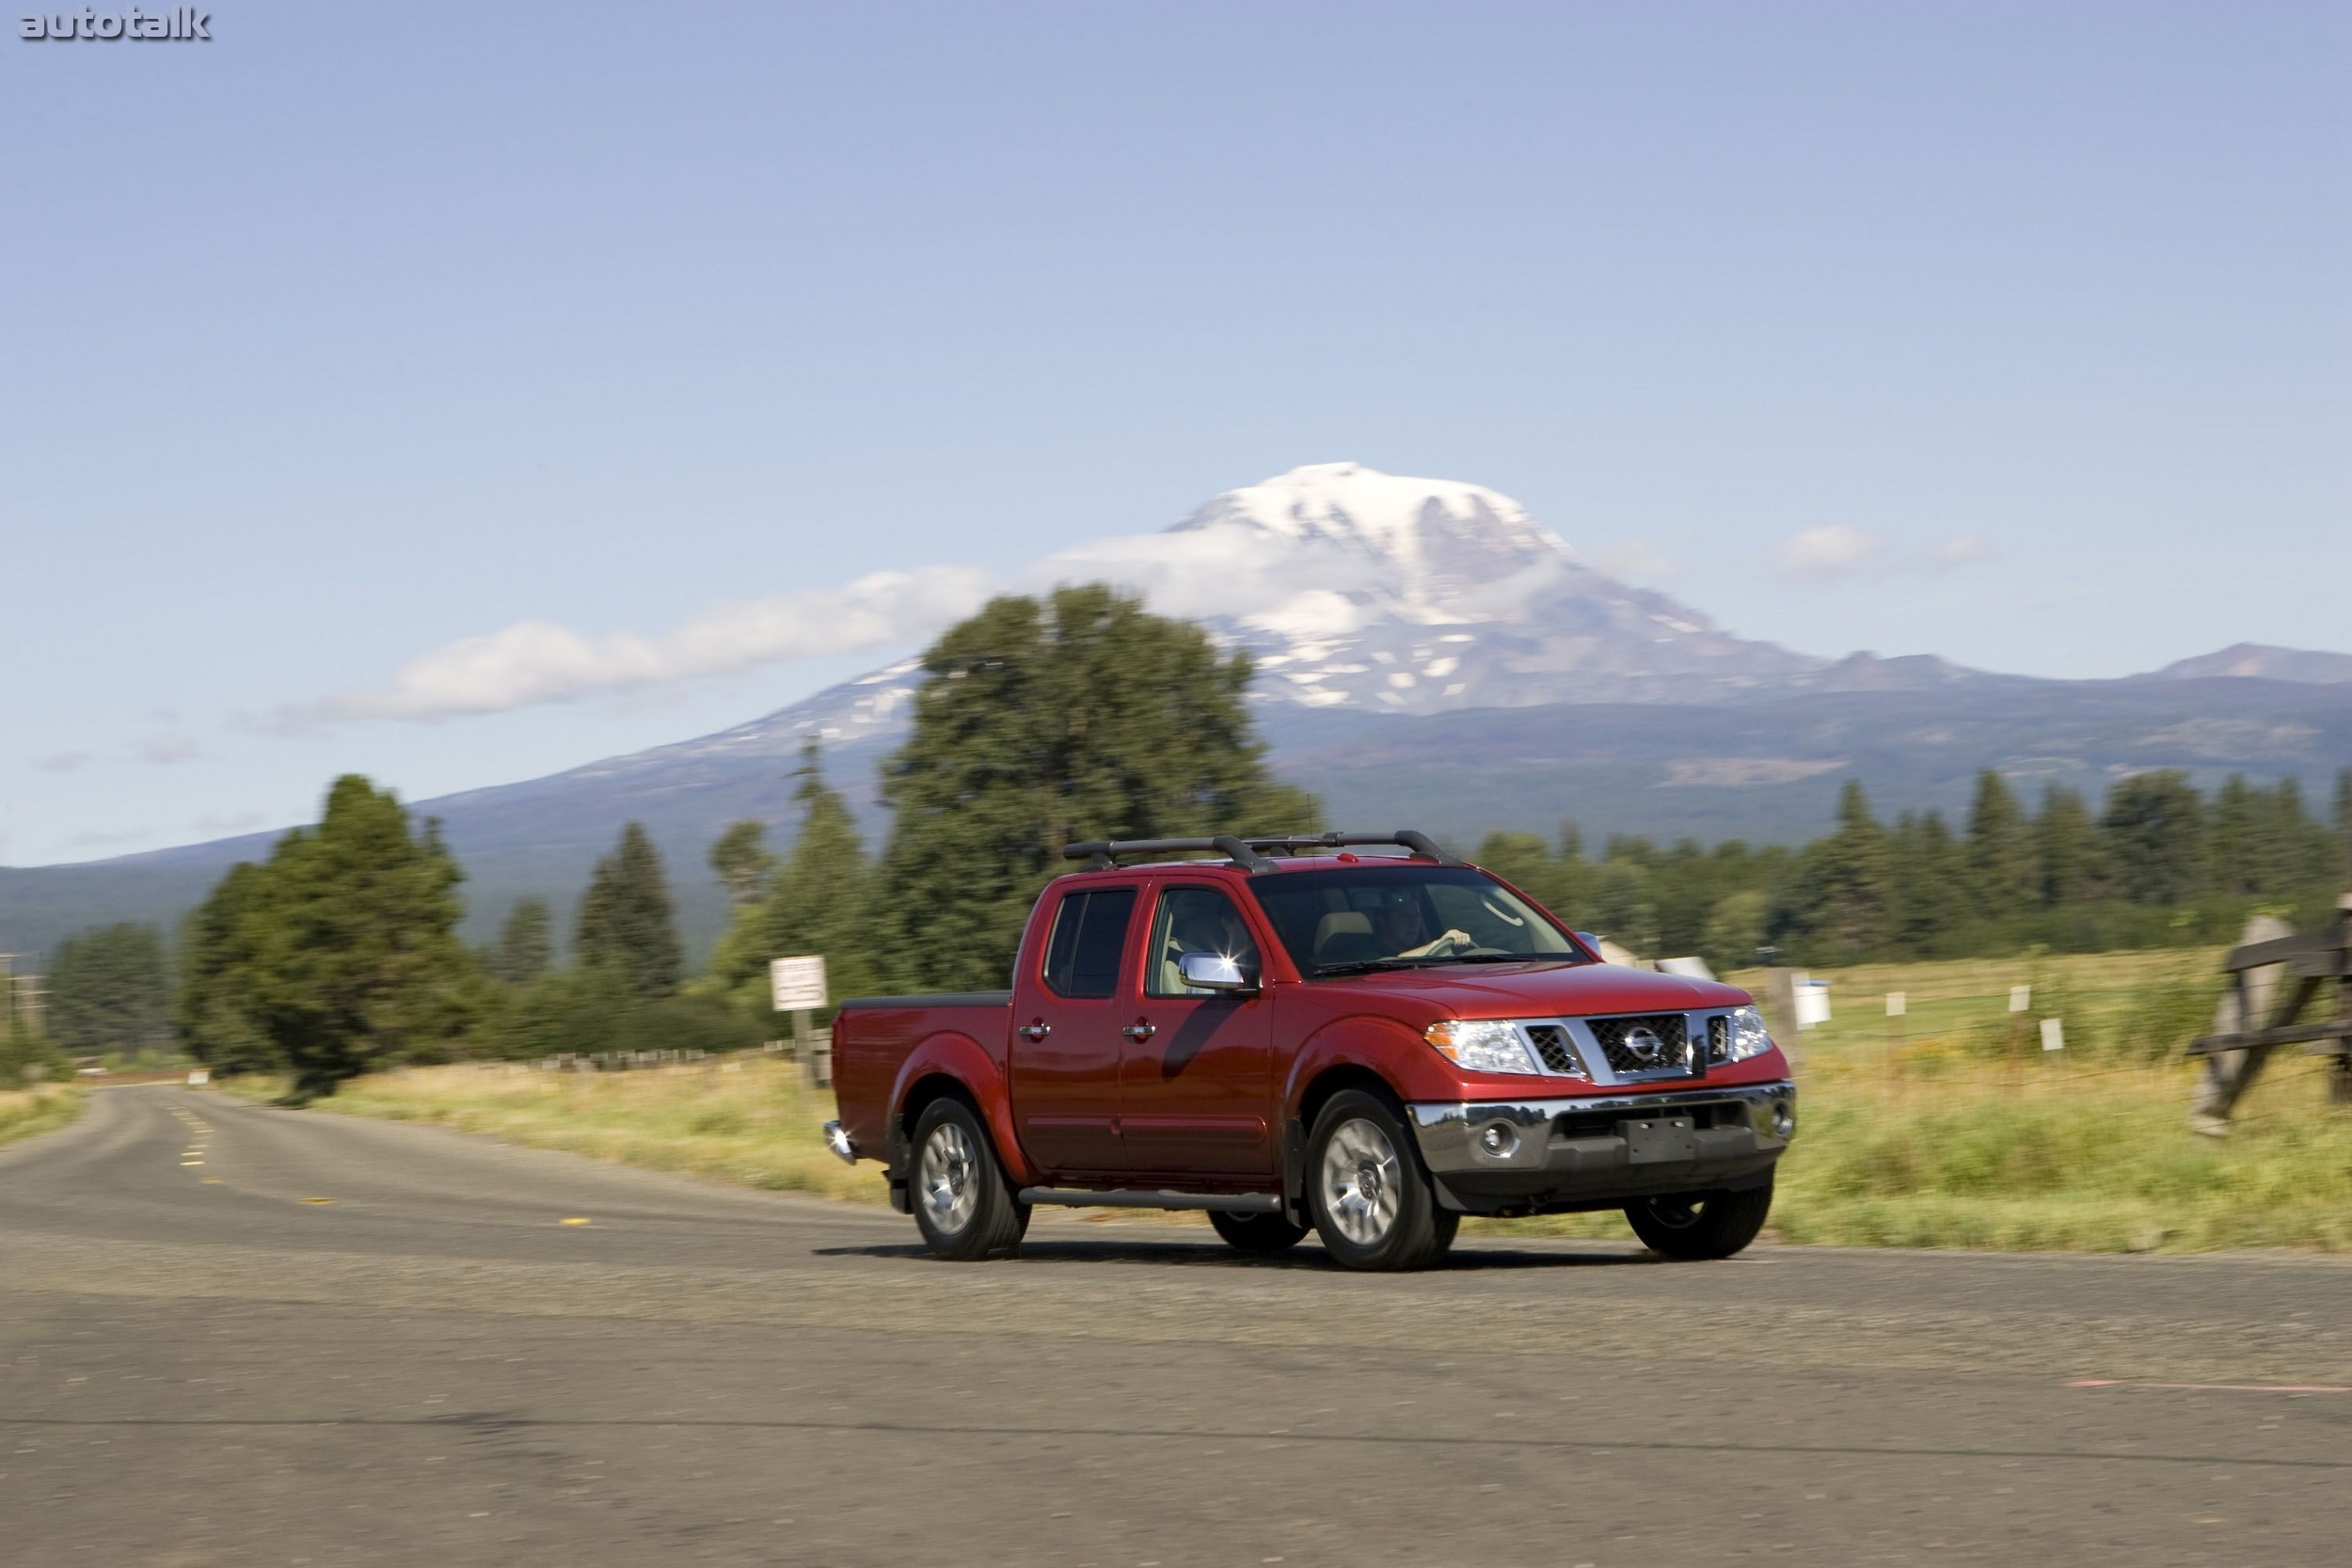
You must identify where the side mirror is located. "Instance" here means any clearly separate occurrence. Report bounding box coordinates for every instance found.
[1177,951,1257,993]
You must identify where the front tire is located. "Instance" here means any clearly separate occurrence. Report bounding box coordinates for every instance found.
[1305,1090,1457,1271]
[1208,1209,1309,1255]
[909,1098,1030,1260]
[1624,1180,1772,1260]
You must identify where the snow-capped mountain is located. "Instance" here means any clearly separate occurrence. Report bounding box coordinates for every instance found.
[12,462,2351,963]
[615,461,1980,777]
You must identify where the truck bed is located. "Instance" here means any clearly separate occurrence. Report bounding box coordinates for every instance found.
[831,991,1014,1164]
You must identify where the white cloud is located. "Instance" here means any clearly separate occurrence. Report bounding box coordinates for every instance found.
[1931,533,1995,569]
[1773,525,1889,580]
[274,565,993,729]
[1587,541,1681,585]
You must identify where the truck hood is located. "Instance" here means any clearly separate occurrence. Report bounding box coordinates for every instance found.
[1311,960,1751,1020]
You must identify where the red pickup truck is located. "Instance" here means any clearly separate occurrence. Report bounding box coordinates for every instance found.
[823,832,1795,1271]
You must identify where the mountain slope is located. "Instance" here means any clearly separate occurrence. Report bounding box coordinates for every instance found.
[8,464,2349,963]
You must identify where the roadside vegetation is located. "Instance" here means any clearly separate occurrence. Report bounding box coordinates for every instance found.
[27,584,2352,1253]
[250,1056,880,1203]
[0,1085,83,1148]
[280,947,2352,1255]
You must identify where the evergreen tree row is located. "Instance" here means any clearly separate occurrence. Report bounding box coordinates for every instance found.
[87,578,2352,1096]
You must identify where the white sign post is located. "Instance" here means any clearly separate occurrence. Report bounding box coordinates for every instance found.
[770,956,829,1013]
[770,956,832,1087]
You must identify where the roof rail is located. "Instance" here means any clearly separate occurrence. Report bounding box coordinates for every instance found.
[1062,836,1277,873]
[1060,830,1457,874]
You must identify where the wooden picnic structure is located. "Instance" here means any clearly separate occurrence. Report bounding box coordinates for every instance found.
[2188,895,2352,1132]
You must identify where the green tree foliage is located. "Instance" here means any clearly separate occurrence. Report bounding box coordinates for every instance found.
[1582,856,1660,953]
[708,821,775,909]
[48,923,172,1061]
[176,776,476,1098]
[705,741,882,1017]
[1699,888,1770,973]
[1964,770,2035,917]
[2336,768,2352,881]
[484,897,553,985]
[574,823,684,1003]
[1887,809,1964,953]
[872,584,1321,990]
[177,863,278,1075]
[2102,770,2206,906]
[1789,781,1894,960]
[2033,785,2101,909]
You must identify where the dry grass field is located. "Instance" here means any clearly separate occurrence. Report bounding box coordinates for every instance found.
[260,945,2352,1255]
[0,1085,83,1148]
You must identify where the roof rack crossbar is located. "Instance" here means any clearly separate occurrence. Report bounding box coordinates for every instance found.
[1232,831,1460,866]
[1061,831,1457,873]
[1061,836,1277,873]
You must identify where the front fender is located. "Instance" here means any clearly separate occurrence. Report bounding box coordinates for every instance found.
[887,1031,1041,1187]
[1279,1014,1446,1120]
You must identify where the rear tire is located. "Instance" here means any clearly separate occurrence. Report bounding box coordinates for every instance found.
[1208,1209,1309,1255]
[1624,1180,1772,1260]
[909,1098,1030,1260]
[1305,1090,1456,1271]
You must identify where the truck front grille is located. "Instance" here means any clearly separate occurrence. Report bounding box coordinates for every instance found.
[1707,1014,1730,1065]
[1524,1024,1581,1074]
[1589,1013,1695,1076]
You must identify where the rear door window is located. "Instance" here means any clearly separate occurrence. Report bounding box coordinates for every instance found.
[1041,887,1138,1000]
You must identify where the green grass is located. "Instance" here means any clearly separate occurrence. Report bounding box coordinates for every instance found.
[271,947,2352,1254]
[0,1085,84,1148]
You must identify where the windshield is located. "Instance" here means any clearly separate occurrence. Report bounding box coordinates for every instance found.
[1246,864,1588,977]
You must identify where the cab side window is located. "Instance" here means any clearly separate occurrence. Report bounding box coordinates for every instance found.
[1041,887,1137,1000]
[1146,886,1262,998]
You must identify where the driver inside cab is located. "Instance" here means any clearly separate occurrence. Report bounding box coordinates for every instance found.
[1370,885,1472,960]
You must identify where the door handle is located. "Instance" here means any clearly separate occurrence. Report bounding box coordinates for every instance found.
[1017,1022,1052,1041]
[1121,1022,1156,1041]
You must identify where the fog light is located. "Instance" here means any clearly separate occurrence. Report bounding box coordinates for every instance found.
[1771,1100,1795,1138]
[1477,1121,1520,1159]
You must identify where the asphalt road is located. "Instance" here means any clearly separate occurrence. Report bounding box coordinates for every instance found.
[6,1088,2350,1567]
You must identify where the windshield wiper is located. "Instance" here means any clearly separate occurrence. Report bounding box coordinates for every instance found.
[1311,958,1443,977]
[1438,952,1579,965]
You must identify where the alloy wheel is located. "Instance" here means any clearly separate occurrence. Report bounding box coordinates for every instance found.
[918,1120,978,1235]
[1319,1116,1402,1246]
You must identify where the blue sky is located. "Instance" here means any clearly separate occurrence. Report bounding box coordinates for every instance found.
[4,2,2345,864]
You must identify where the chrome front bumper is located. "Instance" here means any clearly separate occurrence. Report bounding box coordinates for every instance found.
[1407,1080,1796,1180]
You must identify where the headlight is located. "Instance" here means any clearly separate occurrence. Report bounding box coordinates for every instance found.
[1723,1005,1773,1062]
[1425,1020,1543,1076]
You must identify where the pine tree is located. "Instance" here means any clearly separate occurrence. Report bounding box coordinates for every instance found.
[1584,856,1660,953]
[2207,775,2257,897]
[177,862,278,1074]
[1964,769,2034,918]
[2033,784,2101,909]
[739,740,882,1010]
[485,897,553,985]
[574,823,684,1003]
[708,821,775,909]
[49,924,172,1061]
[2101,770,2205,906]
[184,776,477,1098]
[873,585,1321,990]
[1819,780,1894,958]
[1889,809,1963,952]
